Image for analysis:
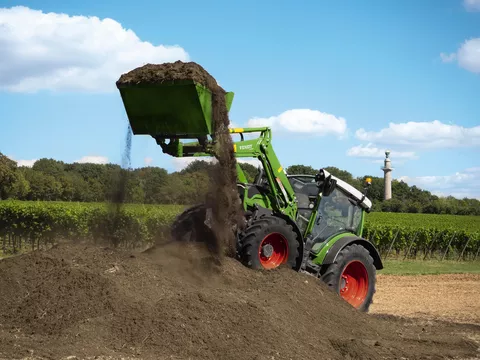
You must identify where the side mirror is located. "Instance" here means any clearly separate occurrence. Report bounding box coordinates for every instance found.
[315,169,336,196]
[323,175,337,196]
[315,169,325,183]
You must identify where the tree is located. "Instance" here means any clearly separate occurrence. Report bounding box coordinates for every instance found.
[324,166,354,184]
[0,151,477,215]
[285,165,317,175]
[22,168,62,201]
[239,162,259,183]
[0,153,18,199]
[10,170,30,199]
[32,158,65,178]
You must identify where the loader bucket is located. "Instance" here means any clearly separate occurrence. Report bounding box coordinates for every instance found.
[116,80,234,138]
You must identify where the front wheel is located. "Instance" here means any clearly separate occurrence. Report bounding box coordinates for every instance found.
[320,244,376,312]
[238,215,301,270]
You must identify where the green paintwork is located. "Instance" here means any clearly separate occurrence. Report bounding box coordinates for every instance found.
[303,192,323,238]
[358,210,365,236]
[230,127,297,219]
[117,80,234,138]
[311,232,358,266]
[117,78,377,271]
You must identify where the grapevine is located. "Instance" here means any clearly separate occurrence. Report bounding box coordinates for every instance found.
[1,201,478,260]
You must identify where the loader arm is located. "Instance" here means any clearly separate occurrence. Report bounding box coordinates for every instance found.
[153,127,298,220]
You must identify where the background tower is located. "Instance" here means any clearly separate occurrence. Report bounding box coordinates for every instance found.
[382,150,392,200]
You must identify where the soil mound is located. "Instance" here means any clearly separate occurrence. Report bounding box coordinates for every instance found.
[0,243,478,360]
[117,60,244,260]
[116,61,222,89]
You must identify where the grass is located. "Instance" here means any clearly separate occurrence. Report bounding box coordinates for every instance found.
[380,259,480,275]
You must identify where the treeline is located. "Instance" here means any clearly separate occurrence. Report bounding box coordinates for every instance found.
[1,153,479,215]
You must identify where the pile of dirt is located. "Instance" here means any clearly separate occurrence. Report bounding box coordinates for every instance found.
[117,61,244,259]
[0,242,478,360]
[116,61,221,88]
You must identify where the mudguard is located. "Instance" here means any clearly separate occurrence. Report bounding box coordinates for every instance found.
[320,235,383,270]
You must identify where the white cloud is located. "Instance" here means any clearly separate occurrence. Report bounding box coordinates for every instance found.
[440,52,456,63]
[440,38,480,74]
[247,109,347,137]
[0,6,189,93]
[74,155,109,164]
[355,120,480,149]
[346,143,417,160]
[456,38,480,73]
[16,159,37,167]
[398,167,480,199]
[144,157,153,166]
[6,155,37,167]
[464,0,480,11]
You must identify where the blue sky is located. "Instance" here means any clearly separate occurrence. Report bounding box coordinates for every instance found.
[0,0,479,199]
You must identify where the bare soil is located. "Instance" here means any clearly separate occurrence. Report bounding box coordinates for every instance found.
[0,242,479,360]
[371,273,480,325]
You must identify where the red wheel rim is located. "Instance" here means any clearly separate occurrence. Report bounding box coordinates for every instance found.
[258,233,289,269]
[339,260,369,308]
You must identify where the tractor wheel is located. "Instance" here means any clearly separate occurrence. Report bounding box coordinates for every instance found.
[170,204,214,243]
[238,215,300,270]
[320,244,376,312]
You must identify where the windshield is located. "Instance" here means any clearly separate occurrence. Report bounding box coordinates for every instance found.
[309,187,363,244]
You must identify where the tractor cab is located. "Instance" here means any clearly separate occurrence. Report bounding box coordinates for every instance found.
[287,170,372,247]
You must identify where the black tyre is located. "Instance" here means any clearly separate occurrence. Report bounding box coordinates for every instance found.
[238,215,301,270]
[320,243,376,312]
[170,204,214,243]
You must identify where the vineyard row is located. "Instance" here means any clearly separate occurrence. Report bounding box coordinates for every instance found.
[1,201,479,260]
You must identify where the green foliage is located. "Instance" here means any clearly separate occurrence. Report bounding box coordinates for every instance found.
[363,212,480,260]
[239,162,259,183]
[1,201,478,261]
[0,152,18,199]
[286,165,317,175]
[0,200,183,252]
[380,259,480,275]
[0,156,479,215]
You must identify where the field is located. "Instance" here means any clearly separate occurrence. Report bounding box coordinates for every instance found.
[1,201,479,261]
[365,212,480,261]
[1,200,479,359]
[371,273,480,325]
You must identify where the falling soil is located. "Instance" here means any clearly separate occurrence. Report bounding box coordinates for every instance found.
[109,125,133,244]
[0,242,478,360]
[117,61,244,259]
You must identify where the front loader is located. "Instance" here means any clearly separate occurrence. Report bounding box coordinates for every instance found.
[116,69,383,312]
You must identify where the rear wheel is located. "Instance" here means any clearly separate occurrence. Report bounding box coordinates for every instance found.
[320,244,376,312]
[238,215,300,270]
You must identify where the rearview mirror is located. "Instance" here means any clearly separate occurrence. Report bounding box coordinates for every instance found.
[323,175,337,196]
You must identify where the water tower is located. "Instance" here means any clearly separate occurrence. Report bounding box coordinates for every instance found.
[382,150,393,200]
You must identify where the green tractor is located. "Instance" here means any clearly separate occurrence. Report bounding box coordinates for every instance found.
[116,73,383,312]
